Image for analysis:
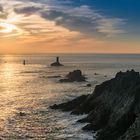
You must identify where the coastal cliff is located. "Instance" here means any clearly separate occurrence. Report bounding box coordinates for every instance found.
[51,70,140,140]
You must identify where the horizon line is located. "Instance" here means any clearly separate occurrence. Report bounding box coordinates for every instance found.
[1,52,140,55]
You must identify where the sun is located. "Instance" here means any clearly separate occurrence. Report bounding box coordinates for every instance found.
[0,22,17,33]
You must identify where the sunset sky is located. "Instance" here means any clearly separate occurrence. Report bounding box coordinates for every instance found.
[0,0,140,54]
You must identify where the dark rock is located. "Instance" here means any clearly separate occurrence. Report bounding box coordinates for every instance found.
[51,70,140,140]
[86,83,91,87]
[23,60,26,65]
[47,75,61,78]
[94,73,99,75]
[118,114,140,140]
[19,112,26,116]
[51,57,64,66]
[50,95,88,112]
[59,70,86,82]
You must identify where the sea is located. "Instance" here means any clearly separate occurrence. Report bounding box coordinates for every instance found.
[0,54,140,140]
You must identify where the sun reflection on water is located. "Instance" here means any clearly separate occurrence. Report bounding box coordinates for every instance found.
[0,56,21,129]
[0,55,94,139]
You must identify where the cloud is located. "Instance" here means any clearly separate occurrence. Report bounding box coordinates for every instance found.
[11,0,126,37]
[41,9,97,36]
[96,18,126,37]
[14,6,42,16]
[0,5,3,12]
[0,26,5,30]
[0,0,126,39]
[40,5,125,37]
[25,0,74,5]
[0,5,8,19]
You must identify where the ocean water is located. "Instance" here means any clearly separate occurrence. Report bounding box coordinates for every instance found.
[0,54,140,139]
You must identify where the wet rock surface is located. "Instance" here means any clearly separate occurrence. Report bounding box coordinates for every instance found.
[51,70,140,140]
[59,70,86,82]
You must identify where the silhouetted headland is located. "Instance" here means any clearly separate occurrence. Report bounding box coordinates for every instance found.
[50,57,63,66]
[51,70,140,140]
[59,70,86,82]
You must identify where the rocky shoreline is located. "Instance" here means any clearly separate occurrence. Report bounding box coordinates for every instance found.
[50,70,140,140]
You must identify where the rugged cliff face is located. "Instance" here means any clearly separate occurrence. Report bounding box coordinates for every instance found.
[51,70,140,140]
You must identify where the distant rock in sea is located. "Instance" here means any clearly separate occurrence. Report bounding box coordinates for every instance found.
[59,70,86,82]
[94,73,99,75]
[47,75,61,78]
[51,70,140,140]
[23,60,26,65]
[86,83,91,87]
[51,57,64,66]
[18,112,26,116]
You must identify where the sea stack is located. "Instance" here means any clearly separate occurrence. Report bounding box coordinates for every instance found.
[51,57,64,66]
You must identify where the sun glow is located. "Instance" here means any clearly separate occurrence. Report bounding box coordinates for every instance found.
[0,22,17,33]
[0,12,23,36]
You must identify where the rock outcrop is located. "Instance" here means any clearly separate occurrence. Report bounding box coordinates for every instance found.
[51,70,140,140]
[51,57,64,66]
[59,70,86,82]
[86,83,91,87]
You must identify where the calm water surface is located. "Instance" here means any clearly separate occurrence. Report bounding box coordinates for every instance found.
[0,54,140,139]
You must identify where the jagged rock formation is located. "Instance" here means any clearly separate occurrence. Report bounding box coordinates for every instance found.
[51,70,140,140]
[59,70,86,82]
[51,57,64,66]
[119,115,140,140]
